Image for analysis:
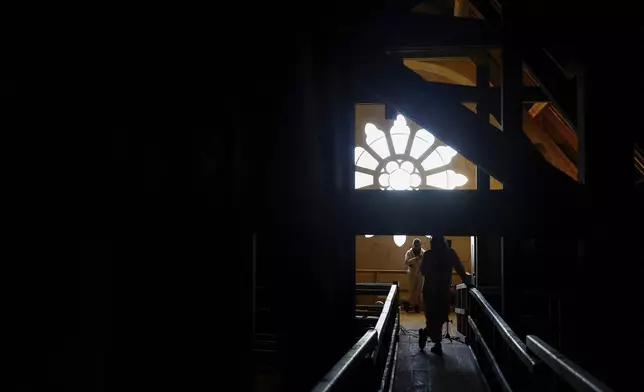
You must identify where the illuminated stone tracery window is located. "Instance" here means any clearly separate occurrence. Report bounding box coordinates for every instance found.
[355,115,468,191]
[356,115,468,244]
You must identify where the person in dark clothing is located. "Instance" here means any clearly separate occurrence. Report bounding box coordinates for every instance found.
[418,235,471,355]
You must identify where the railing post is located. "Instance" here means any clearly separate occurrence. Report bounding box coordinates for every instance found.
[455,284,471,342]
[465,287,471,344]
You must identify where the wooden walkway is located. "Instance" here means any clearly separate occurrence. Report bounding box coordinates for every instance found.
[394,314,488,392]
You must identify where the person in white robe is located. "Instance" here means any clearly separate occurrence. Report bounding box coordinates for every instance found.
[404,238,425,313]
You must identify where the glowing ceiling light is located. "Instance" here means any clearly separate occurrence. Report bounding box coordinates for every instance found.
[393,235,407,247]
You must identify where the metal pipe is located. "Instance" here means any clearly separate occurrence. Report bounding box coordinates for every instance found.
[469,288,537,370]
[526,335,613,392]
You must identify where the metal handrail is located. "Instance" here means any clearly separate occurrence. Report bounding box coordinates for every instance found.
[374,285,397,343]
[312,329,378,392]
[312,283,399,392]
[458,283,612,391]
[378,313,399,392]
[466,285,537,370]
[386,338,399,392]
[468,316,513,392]
[526,335,614,392]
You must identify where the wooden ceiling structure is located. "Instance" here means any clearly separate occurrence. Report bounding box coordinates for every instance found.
[251,1,639,390]
[26,2,639,392]
[233,1,640,391]
[377,0,642,183]
[341,1,585,235]
[458,0,644,183]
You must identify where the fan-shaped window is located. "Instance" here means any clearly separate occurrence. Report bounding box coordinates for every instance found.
[356,115,470,244]
[355,114,469,191]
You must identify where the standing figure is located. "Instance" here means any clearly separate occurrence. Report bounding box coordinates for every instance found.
[418,235,471,355]
[404,238,425,313]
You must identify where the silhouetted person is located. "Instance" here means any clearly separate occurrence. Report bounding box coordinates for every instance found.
[418,235,471,355]
[404,238,425,313]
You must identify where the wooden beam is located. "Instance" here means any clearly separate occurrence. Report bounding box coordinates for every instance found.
[352,51,576,191]
[356,82,546,122]
[476,60,491,190]
[355,13,500,49]
[528,102,549,117]
[501,19,534,169]
[388,47,489,59]
[466,0,578,129]
[468,0,502,23]
[391,82,548,103]
[508,87,548,103]
[349,190,579,235]
[543,105,578,151]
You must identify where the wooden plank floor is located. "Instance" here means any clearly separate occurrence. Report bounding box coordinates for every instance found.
[394,313,488,392]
